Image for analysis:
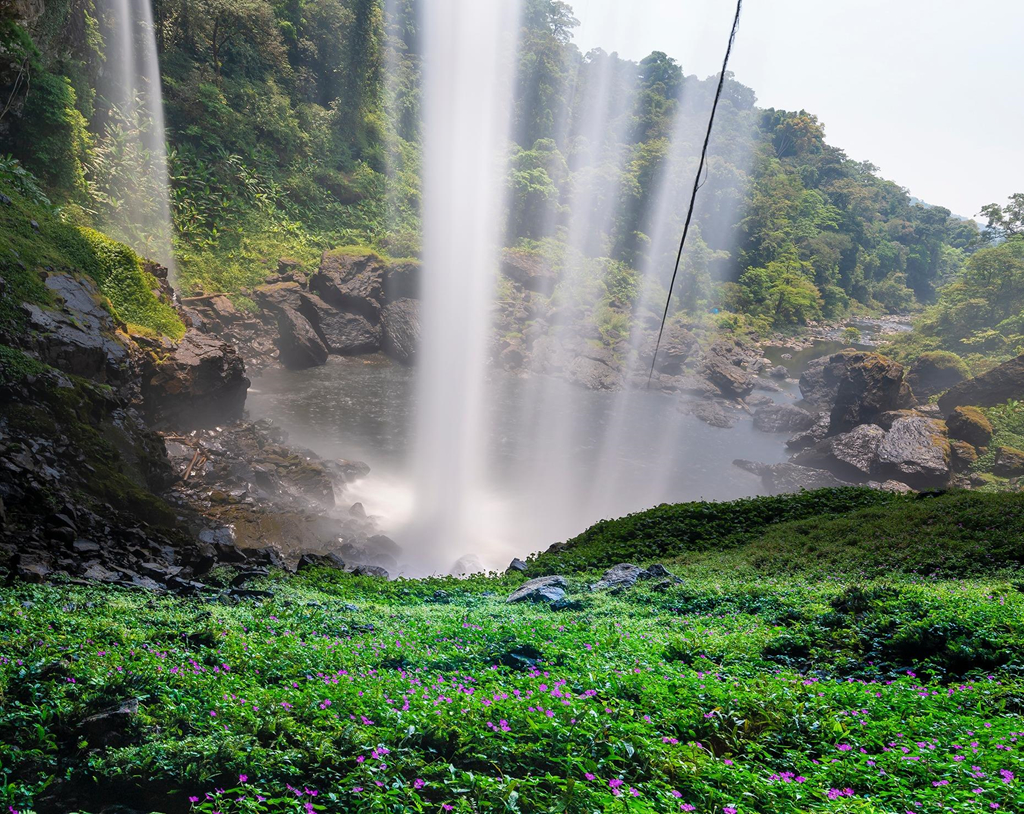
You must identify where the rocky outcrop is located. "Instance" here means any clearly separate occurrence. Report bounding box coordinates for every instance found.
[701,342,754,399]
[141,332,249,429]
[753,403,817,433]
[938,354,1024,413]
[500,249,558,295]
[273,306,329,369]
[381,298,420,364]
[652,324,697,375]
[301,291,380,354]
[682,399,738,429]
[23,274,130,385]
[946,406,994,447]
[875,415,950,488]
[827,352,914,433]
[507,575,568,604]
[310,251,386,320]
[797,423,886,481]
[589,563,646,591]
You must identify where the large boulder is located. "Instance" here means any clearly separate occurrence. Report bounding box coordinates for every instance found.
[142,332,249,428]
[907,351,969,400]
[310,251,386,320]
[682,399,737,429]
[734,460,847,494]
[384,260,421,301]
[938,354,1024,414]
[994,446,1024,477]
[381,298,421,364]
[274,306,328,369]
[946,406,993,447]
[652,324,697,375]
[798,423,886,481]
[701,343,754,399]
[805,351,914,433]
[500,249,558,295]
[300,291,380,354]
[589,563,646,591]
[22,274,130,384]
[507,575,567,604]
[753,403,817,433]
[875,415,950,488]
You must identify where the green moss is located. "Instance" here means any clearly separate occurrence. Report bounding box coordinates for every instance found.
[0,181,184,339]
[0,344,47,385]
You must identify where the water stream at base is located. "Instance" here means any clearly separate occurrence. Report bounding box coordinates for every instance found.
[248,359,794,572]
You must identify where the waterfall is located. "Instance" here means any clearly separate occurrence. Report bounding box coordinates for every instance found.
[94,0,176,282]
[407,0,523,570]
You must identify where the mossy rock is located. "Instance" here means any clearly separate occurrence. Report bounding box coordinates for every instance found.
[993,446,1024,478]
[947,406,993,447]
[908,351,969,400]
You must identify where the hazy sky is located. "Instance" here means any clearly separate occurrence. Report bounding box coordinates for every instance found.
[572,0,1023,219]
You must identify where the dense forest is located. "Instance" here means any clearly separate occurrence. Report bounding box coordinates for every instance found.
[1,0,1021,364]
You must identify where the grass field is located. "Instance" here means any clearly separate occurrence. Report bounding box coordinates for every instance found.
[1,491,1023,813]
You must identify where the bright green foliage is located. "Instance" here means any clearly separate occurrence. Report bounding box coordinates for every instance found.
[531,487,901,573]
[0,344,46,385]
[1,545,1023,812]
[0,174,183,338]
[893,237,1024,364]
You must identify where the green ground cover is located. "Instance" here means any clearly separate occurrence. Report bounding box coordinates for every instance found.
[2,490,1023,813]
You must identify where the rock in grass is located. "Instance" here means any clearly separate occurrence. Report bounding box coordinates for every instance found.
[993,446,1024,477]
[78,699,140,748]
[590,563,646,591]
[349,564,390,579]
[507,557,529,573]
[946,406,993,448]
[507,575,567,604]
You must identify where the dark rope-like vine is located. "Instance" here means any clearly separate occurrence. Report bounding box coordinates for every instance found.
[647,0,743,387]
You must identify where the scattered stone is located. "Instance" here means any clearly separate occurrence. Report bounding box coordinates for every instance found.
[590,563,646,591]
[946,406,993,447]
[273,305,329,369]
[82,563,121,583]
[683,399,737,429]
[949,440,979,472]
[507,575,568,604]
[701,343,754,399]
[907,352,969,400]
[799,424,886,480]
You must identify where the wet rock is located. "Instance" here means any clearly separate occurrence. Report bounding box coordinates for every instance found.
[384,260,421,301]
[82,564,122,582]
[301,291,380,355]
[938,353,1024,413]
[15,556,51,583]
[78,698,139,748]
[500,249,558,295]
[507,575,568,604]
[381,298,420,364]
[701,343,754,399]
[753,403,816,433]
[798,424,886,480]
[786,412,831,451]
[742,462,848,495]
[653,324,697,375]
[311,251,386,320]
[682,399,737,429]
[875,416,951,488]
[769,365,789,379]
[297,552,347,571]
[142,331,249,429]
[827,351,914,433]
[799,357,840,407]
[946,406,993,447]
[507,557,529,573]
[993,446,1024,477]
[590,563,645,591]
[274,305,329,369]
[565,353,621,391]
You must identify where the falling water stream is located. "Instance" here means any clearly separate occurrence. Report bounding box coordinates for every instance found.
[95,0,176,280]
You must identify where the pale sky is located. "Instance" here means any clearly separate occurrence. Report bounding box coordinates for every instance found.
[572,0,1023,219]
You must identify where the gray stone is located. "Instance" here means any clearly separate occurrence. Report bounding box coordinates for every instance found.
[381,298,420,364]
[876,416,951,488]
[590,563,646,591]
[938,354,1024,413]
[274,306,329,369]
[753,403,816,433]
[507,575,568,604]
[507,557,529,573]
